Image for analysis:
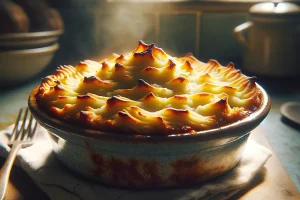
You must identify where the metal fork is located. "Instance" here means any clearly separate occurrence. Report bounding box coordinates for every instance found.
[0,108,38,200]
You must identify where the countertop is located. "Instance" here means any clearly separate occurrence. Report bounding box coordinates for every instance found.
[0,75,300,199]
[257,77,300,192]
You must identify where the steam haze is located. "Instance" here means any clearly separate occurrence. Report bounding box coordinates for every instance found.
[96,4,155,59]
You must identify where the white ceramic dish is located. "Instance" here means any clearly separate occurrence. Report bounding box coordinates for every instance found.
[28,84,271,188]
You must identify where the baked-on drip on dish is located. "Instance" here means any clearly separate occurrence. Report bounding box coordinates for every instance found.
[36,41,262,135]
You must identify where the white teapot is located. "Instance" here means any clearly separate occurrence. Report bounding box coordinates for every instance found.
[234,2,300,77]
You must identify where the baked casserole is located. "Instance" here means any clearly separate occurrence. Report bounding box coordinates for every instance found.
[29,41,269,188]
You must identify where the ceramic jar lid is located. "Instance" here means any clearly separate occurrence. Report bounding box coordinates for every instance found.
[249,2,300,17]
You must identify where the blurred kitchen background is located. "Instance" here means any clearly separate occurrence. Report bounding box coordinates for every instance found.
[1,0,300,86]
[47,0,258,66]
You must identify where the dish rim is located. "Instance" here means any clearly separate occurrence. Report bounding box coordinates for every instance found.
[0,29,63,40]
[0,43,59,54]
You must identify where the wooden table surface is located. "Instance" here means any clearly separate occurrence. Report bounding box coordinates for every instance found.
[0,128,299,200]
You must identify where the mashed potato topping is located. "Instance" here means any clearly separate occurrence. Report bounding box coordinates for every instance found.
[36,41,262,135]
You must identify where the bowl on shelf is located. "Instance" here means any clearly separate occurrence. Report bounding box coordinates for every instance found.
[0,43,59,87]
[0,29,63,50]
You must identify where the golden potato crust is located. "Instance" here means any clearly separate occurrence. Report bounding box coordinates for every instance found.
[36,41,262,135]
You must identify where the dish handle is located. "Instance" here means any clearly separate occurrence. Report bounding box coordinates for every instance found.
[233,21,253,48]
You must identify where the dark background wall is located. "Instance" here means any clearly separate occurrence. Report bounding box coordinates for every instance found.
[48,0,249,71]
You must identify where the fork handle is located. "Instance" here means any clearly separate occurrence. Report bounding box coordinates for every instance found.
[0,144,22,200]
